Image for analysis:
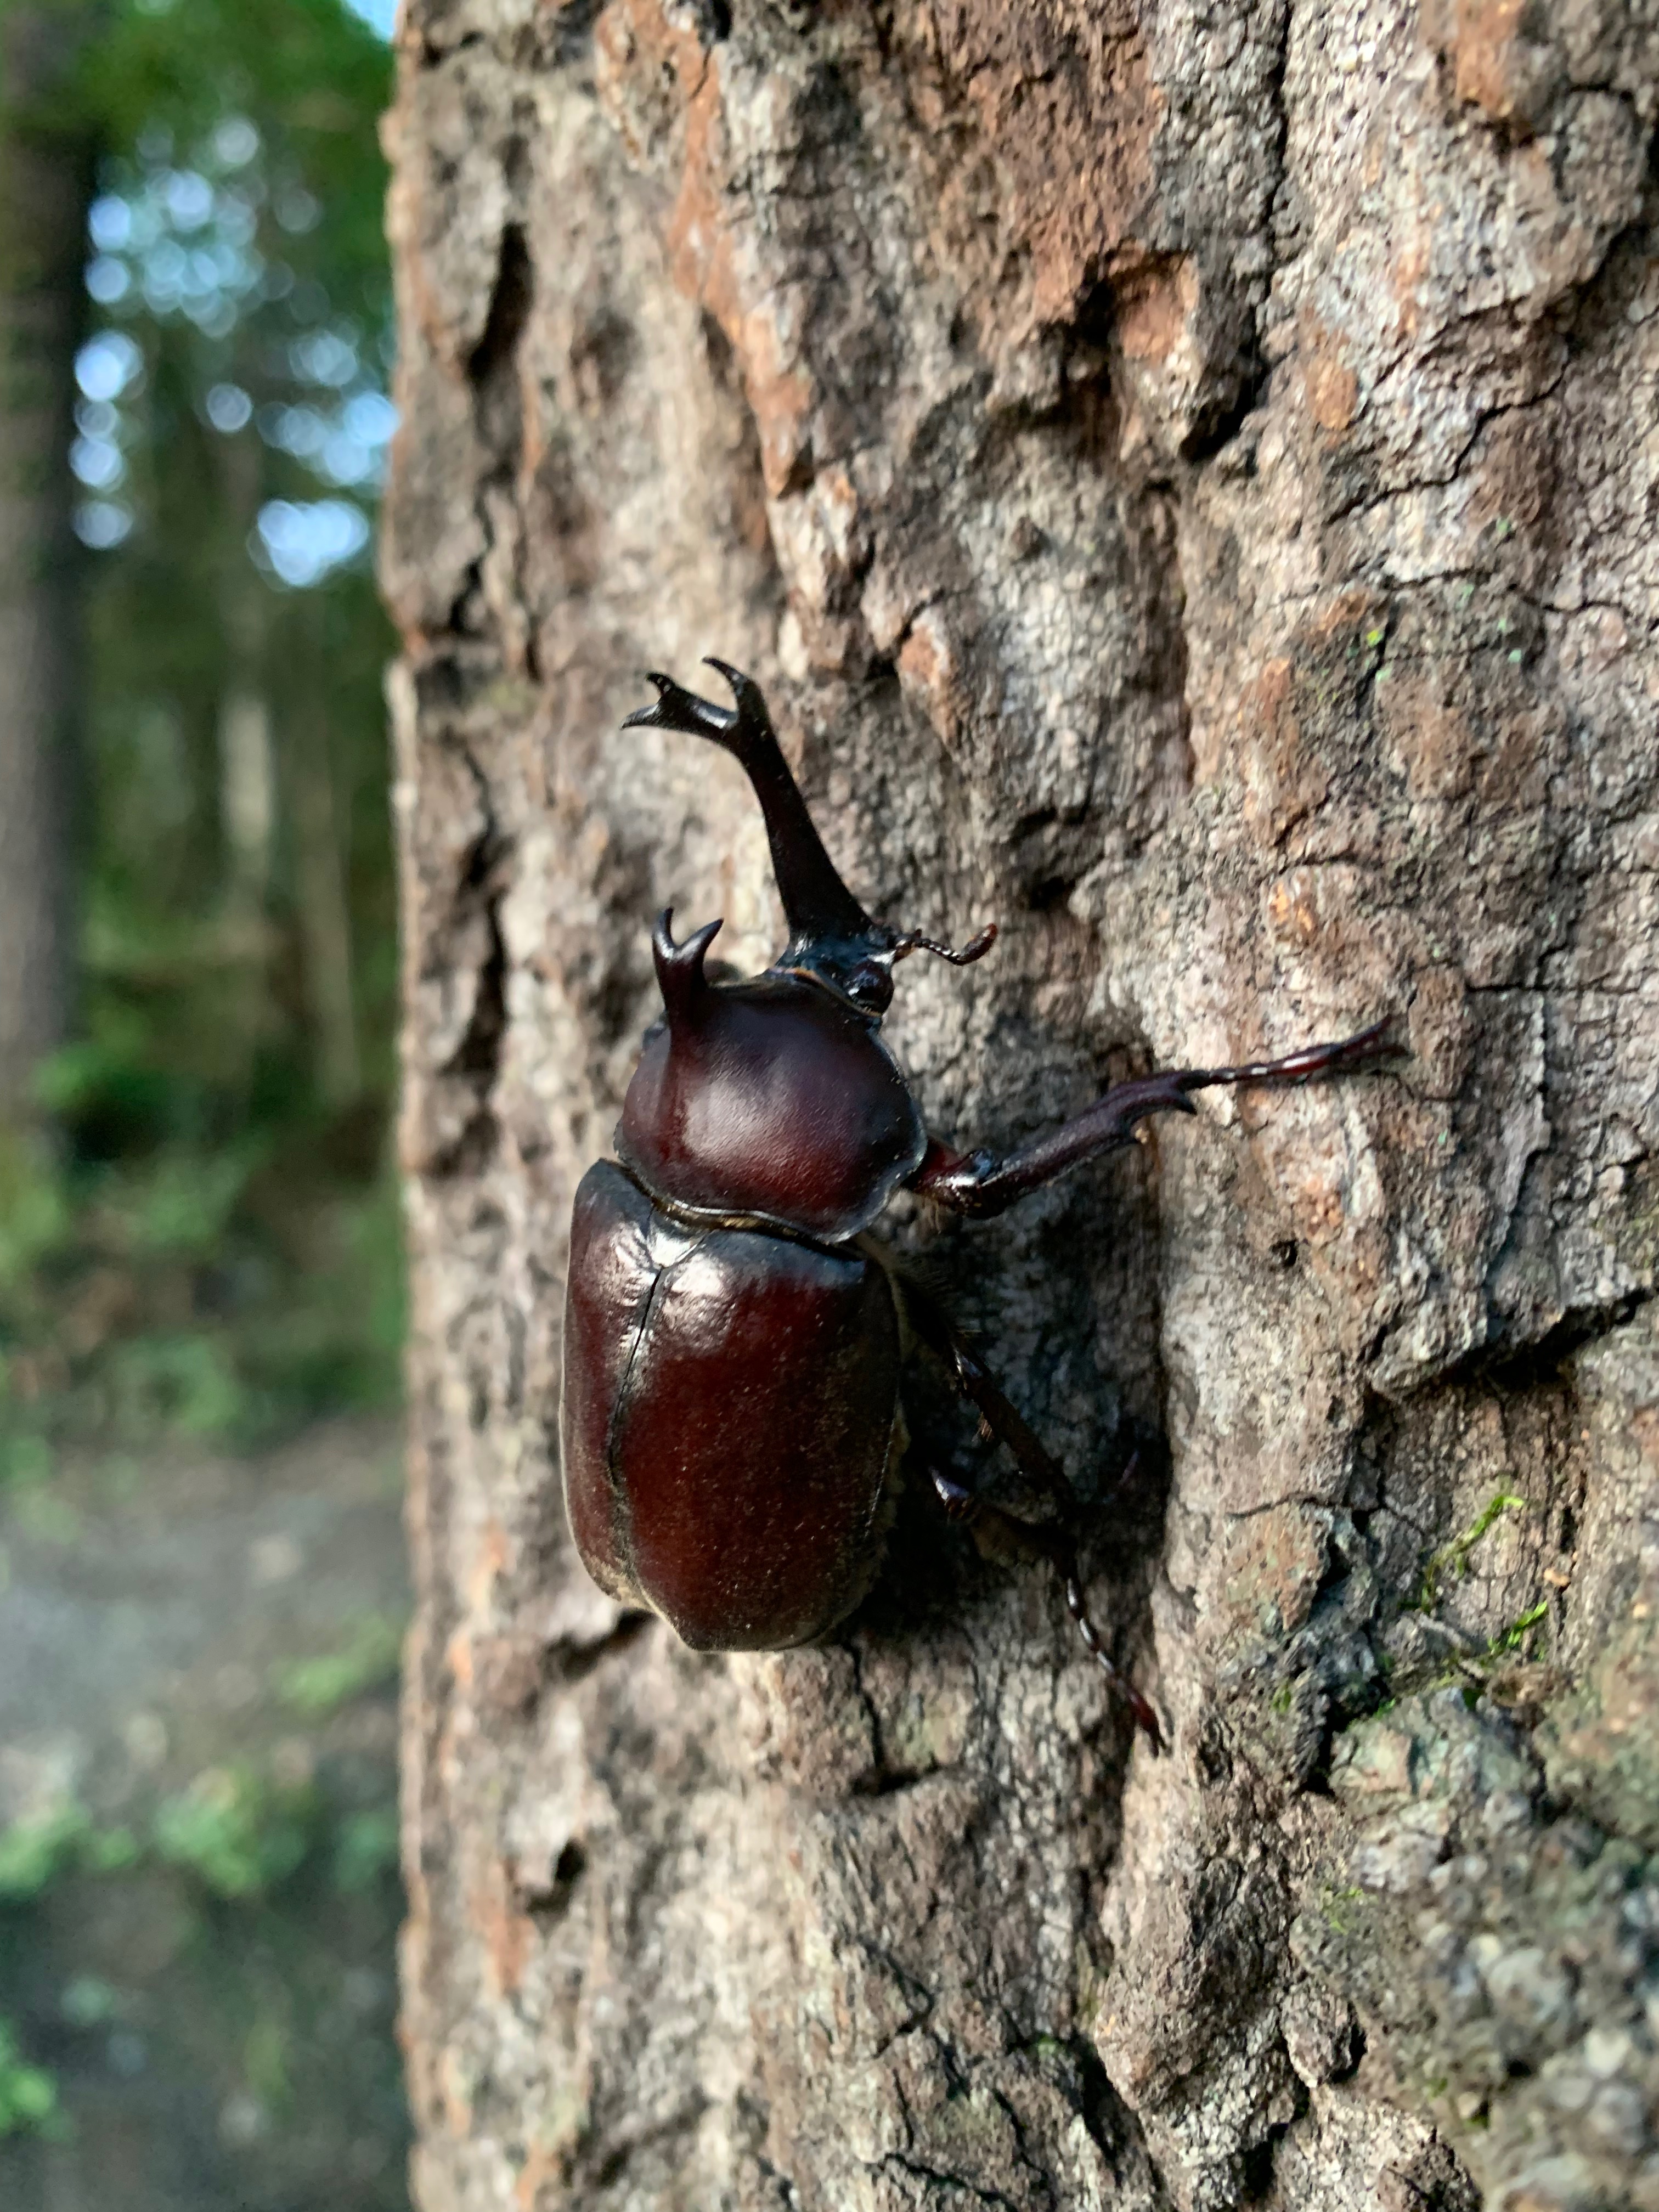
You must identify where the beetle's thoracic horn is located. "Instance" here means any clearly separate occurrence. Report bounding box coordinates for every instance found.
[651,908,721,1025]
[624,662,876,950]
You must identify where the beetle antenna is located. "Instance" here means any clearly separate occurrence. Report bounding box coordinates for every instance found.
[890,922,998,967]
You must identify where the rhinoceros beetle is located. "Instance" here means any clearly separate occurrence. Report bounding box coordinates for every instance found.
[561,661,1397,1747]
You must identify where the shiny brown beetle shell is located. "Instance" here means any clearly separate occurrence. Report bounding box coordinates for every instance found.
[561,1159,900,1649]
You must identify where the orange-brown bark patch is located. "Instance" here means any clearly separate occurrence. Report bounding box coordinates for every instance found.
[670,54,813,492]
[473,1854,537,2001]
[923,0,1161,323]
[598,0,816,495]
[1391,220,1433,342]
[438,2040,474,2136]
[1266,873,1320,949]
[1220,1502,1330,1638]
[1115,255,1198,364]
[898,606,966,748]
[1306,335,1359,433]
[1451,0,1531,120]
[1240,656,1331,840]
[516,2137,575,2211]
[473,1631,545,1715]
[1379,668,1478,803]
[467,1514,512,1612]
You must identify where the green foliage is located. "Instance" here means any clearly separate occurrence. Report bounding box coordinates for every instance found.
[332,1806,399,1893]
[0,1801,142,1899]
[0,2016,59,2141]
[59,1975,119,2029]
[0,1801,94,1900]
[0,0,403,1454]
[0,1430,54,1489]
[276,1610,402,1714]
[244,2012,291,2112]
[153,1765,318,1898]
[0,1778,403,2187]
[0,1133,72,1291]
[74,1,391,284]
[0,1141,405,1451]
[0,1756,397,1915]
[1487,1598,1550,1658]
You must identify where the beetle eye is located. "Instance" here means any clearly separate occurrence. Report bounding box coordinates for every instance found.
[847,961,893,1013]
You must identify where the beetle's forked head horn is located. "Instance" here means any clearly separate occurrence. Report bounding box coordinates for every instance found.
[626,660,874,942]
[625,662,997,1016]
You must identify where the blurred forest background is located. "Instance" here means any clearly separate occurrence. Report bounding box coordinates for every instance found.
[1,1,412,2204]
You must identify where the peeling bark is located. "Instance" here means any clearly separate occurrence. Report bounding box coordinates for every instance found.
[385,7,1659,2208]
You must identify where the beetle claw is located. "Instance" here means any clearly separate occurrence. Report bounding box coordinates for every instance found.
[928,1466,978,1522]
[1121,1681,1166,1754]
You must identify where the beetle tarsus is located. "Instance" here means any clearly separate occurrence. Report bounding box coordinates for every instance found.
[1065,1571,1165,1751]
[1177,1012,1401,1094]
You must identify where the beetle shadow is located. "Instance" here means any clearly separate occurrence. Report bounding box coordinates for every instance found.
[839,1324,1174,1718]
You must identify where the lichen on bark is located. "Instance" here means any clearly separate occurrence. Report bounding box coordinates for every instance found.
[383,5,1659,2207]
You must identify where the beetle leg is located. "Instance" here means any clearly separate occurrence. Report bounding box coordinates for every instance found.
[928,1464,978,1522]
[910,1015,1402,1218]
[927,1461,1166,1752]
[905,1285,1164,1750]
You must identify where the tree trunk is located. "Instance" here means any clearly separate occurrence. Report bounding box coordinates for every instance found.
[0,8,90,1120]
[383,9,1659,2209]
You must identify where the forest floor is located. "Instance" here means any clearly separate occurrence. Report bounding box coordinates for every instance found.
[0,1415,411,2212]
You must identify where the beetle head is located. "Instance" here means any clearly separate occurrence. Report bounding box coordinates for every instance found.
[624,660,995,1016]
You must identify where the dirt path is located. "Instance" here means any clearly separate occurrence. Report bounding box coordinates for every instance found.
[0,1416,410,2212]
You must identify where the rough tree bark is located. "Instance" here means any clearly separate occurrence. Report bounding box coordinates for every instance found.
[383,7,1659,2209]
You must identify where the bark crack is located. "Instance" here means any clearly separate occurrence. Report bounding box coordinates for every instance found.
[427,741,509,1178]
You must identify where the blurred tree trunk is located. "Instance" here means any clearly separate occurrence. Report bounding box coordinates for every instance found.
[0,6,91,1122]
[287,641,360,1109]
[215,420,277,1068]
[383,9,1659,2210]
